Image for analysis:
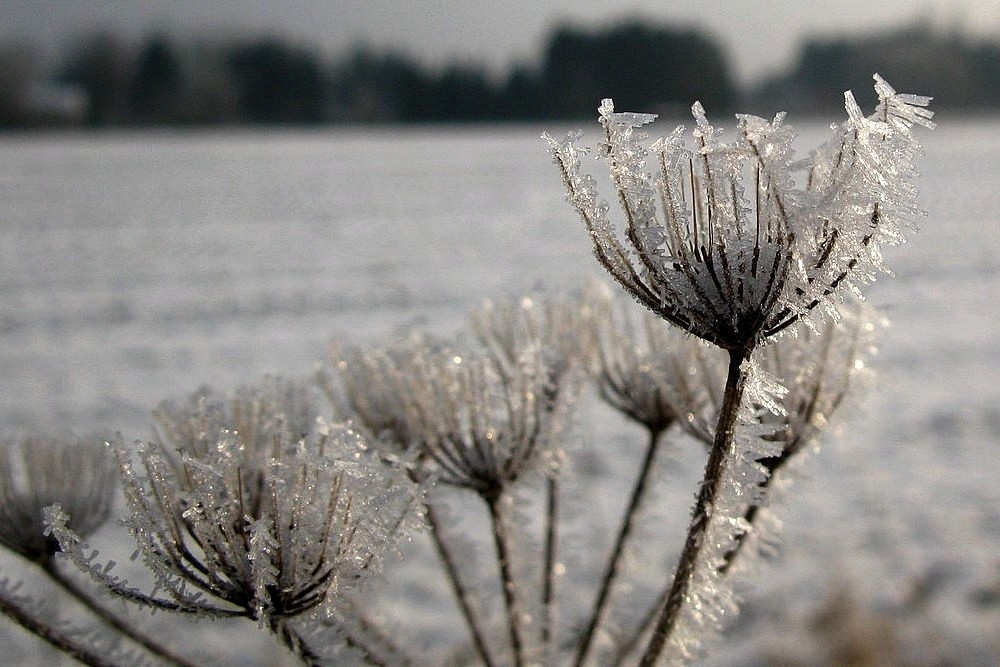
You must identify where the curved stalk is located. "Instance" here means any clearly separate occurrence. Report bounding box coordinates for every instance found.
[639,348,750,666]
[574,424,666,666]
[41,559,200,667]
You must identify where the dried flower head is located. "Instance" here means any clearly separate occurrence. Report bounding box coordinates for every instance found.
[595,290,717,435]
[47,380,421,634]
[0,435,115,562]
[324,337,430,451]
[469,288,602,405]
[544,74,933,353]
[402,344,554,500]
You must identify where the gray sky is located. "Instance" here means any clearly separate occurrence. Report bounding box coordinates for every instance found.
[2,1,998,84]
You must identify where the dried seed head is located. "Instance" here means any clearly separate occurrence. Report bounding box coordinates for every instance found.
[402,344,555,498]
[0,435,116,562]
[594,291,717,435]
[545,74,932,352]
[49,379,421,629]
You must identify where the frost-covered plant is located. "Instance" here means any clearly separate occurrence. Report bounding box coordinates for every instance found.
[330,330,576,666]
[575,292,718,665]
[608,298,885,663]
[593,291,715,438]
[0,435,198,665]
[46,380,422,666]
[545,74,933,663]
[468,289,602,655]
[403,344,559,666]
[326,335,508,665]
[0,435,115,563]
[545,74,932,353]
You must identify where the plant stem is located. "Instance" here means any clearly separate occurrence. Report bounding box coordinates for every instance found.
[541,474,559,660]
[486,492,525,667]
[425,499,497,667]
[0,586,116,667]
[42,559,200,667]
[574,425,665,667]
[639,348,750,666]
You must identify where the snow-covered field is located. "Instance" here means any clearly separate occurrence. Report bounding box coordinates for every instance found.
[0,117,997,664]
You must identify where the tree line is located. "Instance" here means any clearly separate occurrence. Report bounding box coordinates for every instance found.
[0,21,732,127]
[1,17,998,128]
[749,21,1000,114]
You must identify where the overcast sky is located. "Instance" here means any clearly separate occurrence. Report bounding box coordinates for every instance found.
[2,1,998,84]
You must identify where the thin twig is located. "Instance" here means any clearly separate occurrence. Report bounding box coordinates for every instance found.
[574,425,666,666]
[425,499,497,667]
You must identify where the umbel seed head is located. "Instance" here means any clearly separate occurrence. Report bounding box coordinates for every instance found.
[544,74,933,352]
[0,435,116,562]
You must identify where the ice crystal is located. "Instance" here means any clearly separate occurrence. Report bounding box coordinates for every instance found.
[544,74,933,353]
[0,435,116,562]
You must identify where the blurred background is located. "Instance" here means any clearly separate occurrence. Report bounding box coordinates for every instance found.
[2,0,1000,128]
